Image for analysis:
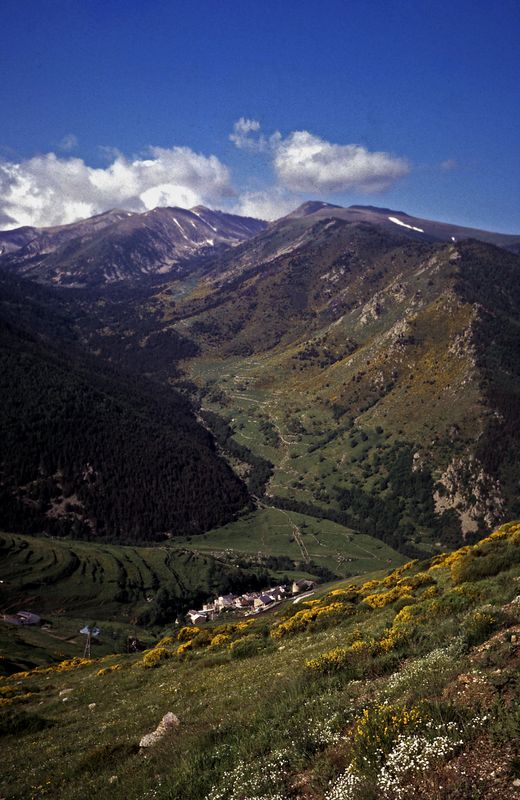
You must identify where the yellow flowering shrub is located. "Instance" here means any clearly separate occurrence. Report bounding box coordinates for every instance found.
[10,657,94,680]
[213,621,253,636]
[360,579,381,593]
[96,664,122,676]
[209,633,231,649]
[397,571,435,590]
[271,602,347,639]
[429,547,471,571]
[177,626,201,642]
[305,639,374,674]
[325,587,360,603]
[176,640,193,656]
[156,636,175,648]
[380,560,418,588]
[0,691,33,708]
[142,647,171,668]
[378,602,429,652]
[363,586,413,609]
[351,703,424,768]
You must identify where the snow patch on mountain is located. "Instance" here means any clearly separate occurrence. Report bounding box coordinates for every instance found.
[388,216,424,233]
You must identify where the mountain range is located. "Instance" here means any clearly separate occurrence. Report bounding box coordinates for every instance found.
[0,205,266,287]
[0,201,519,553]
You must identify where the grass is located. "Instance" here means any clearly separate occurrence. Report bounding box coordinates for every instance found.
[0,518,403,671]
[0,531,238,621]
[1,521,519,800]
[176,508,403,578]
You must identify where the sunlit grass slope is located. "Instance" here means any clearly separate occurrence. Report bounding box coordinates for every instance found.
[2,522,519,800]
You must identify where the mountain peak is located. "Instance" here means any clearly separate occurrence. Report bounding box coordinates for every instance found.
[348,204,410,217]
[286,201,344,219]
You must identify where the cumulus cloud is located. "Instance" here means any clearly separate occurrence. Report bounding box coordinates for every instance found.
[230,120,410,195]
[273,131,410,193]
[0,146,233,229]
[229,117,265,151]
[231,188,298,221]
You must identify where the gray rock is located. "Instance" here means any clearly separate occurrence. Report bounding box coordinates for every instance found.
[139,712,180,748]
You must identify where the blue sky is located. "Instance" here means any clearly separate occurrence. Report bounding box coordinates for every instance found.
[0,0,518,231]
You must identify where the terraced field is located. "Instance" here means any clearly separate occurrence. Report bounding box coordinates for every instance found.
[0,531,265,670]
[0,532,222,619]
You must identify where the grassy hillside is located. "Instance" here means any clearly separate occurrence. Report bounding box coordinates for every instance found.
[1,521,519,800]
[175,507,404,578]
[0,516,403,671]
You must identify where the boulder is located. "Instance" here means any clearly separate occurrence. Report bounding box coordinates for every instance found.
[139,712,180,748]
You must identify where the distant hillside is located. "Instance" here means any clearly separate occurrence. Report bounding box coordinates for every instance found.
[150,215,520,543]
[0,205,266,287]
[0,274,248,542]
[1,201,519,553]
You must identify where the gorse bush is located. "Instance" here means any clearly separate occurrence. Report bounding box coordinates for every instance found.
[350,704,424,770]
[305,640,373,676]
[142,646,172,668]
[460,606,507,647]
[228,634,264,659]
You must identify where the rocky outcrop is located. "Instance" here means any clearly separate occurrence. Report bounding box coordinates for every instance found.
[139,712,180,748]
[434,455,505,535]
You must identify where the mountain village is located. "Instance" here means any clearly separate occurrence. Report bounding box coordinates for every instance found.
[185,578,316,625]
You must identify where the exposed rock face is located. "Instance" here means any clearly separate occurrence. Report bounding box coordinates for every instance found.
[434,455,505,535]
[139,712,180,748]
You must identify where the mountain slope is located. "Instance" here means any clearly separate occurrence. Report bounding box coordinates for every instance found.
[2,521,519,800]
[151,215,520,542]
[0,206,266,287]
[0,274,248,541]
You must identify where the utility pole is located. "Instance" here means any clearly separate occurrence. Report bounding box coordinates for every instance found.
[83,629,91,658]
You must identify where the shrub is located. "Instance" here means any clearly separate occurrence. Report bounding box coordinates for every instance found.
[306,640,374,676]
[209,633,231,650]
[228,634,264,659]
[177,626,200,642]
[271,602,348,639]
[142,647,171,668]
[177,640,193,657]
[351,704,424,770]
[363,586,413,609]
[461,606,506,647]
[96,664,122,676]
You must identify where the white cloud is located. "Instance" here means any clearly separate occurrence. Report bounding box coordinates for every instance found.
[57,133,79,151]
[231,188,297,221]
[230,120,410,195]
[273,131,410,193]
[0,146,233,229]
[229,117,266,151]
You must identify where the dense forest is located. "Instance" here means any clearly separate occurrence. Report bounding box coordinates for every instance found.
[0,275,249,542]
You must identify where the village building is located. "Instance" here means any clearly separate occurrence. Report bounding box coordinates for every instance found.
[184,582,295,624]
[216,594,235,611]
[187,610,207,625]
[291,579,316,594]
